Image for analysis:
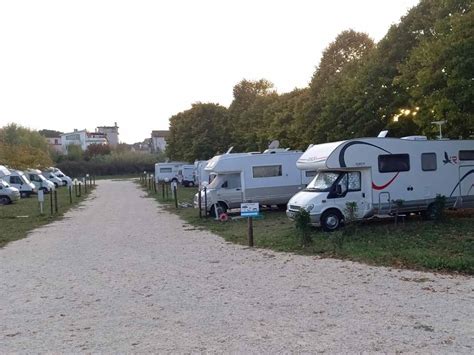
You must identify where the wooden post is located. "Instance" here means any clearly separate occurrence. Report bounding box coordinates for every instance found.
[204,187,208,218]
[84,178,88,193]
[54,190,58,213]
[79,183,82,197]
[248,217,254,247]
[173,184,178,209]
[162,182,165,199]
[69,185,72,204]
[50,190,53,215]
[198,188,202,218]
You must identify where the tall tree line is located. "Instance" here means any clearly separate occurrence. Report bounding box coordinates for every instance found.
[166,0,473,161]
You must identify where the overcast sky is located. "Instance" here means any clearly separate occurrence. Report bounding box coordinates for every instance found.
[0,0,419,144]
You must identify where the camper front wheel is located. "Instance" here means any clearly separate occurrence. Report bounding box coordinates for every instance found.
[321,210,343,231]
[0,196,11,205]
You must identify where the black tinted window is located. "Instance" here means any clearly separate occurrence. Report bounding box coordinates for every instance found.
[421,153,437,171]
[459,150,474,161]
[378,154,410,173]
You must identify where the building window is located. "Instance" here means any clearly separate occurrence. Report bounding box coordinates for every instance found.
[252,165,282,178]
[378,154,410,173]
[421,153,437,171]
[459,150,474,161]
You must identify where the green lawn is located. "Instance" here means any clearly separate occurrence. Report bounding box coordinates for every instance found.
[0,185,94,247]
[142,181,474,274]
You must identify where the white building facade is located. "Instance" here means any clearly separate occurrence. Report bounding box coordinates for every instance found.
[151,130,169,153]
[97,122,119,147]
[61,129,108,152]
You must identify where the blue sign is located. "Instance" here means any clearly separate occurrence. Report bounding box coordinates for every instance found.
[241,202,259,217]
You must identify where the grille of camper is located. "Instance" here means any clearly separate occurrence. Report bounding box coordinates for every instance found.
[289,205,301,211]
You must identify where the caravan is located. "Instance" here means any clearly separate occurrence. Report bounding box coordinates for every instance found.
[154,162,187,183]
[25,169,55,193]
[194,148,315,215]
[287,137,474,231]
[0,168,36,197]
[177,165,196,187]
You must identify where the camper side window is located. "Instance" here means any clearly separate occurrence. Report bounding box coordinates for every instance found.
[421,153,437,171]
[378,154,410,173]
[459,150,474,161]
[222,174,241,189]
[347,172,361,191]
[160,168,172,173]
[252,165,282,178]
[10,176,22,184]
[305,170,317,178]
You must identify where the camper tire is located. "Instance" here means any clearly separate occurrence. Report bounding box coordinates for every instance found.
[0,196,11,205]
[421,203,437,220]
[210,202,227,217]
[320,209,343,232]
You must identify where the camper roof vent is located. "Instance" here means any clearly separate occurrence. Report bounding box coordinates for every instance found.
[263,148,290,154]
[377,130,389,138]
[268,140,280,149]
[401,135,428,141]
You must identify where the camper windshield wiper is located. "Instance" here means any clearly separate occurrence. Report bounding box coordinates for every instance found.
[304,187,325,192]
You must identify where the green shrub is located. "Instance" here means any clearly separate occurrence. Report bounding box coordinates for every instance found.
[294,209,312,247]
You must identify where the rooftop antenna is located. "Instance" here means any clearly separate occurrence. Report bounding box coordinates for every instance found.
[377,130,388,138]
[268,140,280,149]
[225,146,234,154]
[431,120,446,139]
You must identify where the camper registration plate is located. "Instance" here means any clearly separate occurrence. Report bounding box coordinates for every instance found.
[241,203,259,217]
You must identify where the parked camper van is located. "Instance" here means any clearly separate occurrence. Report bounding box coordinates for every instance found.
[287,137,474,231]
[26,169,55,193]
[0,179,20,205]
[194,149,314,214]
[2,170,36,197]
[194,160,211,188]
[155,162,186,183]
[42,170,63,187]
[177,165,196,187]
[47,167,72,186]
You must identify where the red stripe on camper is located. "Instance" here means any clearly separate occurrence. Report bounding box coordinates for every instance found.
[372,172,400,190]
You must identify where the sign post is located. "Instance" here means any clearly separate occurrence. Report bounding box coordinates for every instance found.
[38,190,44,215]
[241,202,259,247]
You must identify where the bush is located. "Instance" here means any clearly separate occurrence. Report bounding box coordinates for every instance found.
[294,209,312,247]
[56,151,165,178]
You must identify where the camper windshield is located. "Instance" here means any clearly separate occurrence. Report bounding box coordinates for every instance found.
[305,171,340,192]
[207,173,241,189]
[0,180,10,187]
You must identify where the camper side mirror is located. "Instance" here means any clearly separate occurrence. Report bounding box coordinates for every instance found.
[336,184,342,195]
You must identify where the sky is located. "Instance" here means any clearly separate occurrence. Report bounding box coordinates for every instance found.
[0,0,420,144]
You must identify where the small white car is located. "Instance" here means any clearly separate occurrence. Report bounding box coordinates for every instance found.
[0,179,21,205]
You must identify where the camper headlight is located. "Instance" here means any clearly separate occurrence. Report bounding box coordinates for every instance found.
[305,204,314,212]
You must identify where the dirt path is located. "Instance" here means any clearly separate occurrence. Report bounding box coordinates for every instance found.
[1,180,473,353]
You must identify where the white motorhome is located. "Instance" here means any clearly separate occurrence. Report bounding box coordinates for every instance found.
[194,148,315,214]
[177,165,196,187]
[47,167,72,186]
[42,170,64,187]
[287,137,474,231]
[154,162,187,183]
[0,179,20,205]
[1,169,36,197]
[194,160,212,188]
[26,169,55,193]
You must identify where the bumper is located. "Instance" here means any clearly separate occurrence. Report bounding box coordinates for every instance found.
[11,192,21,202]
[286,210,322,226]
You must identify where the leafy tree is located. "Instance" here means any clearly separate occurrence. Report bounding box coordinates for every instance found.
[167,103,231,161]
[66,144,83,161]
[0,124,52,169]
[84,144,111,161]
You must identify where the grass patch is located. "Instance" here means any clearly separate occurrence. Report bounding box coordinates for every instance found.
[0,185,95,247]
[141,182,474,274]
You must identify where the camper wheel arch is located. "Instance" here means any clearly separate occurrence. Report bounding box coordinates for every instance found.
[320,208,344,232]
[210,201,228,216]
[0,195,11,205]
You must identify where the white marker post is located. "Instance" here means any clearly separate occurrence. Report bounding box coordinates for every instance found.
[38,189,45,215]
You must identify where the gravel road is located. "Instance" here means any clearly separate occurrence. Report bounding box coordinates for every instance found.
[1,180,473,353]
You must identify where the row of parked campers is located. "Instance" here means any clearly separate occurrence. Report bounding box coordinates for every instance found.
[159,135,474,231]
[154,161,211,188]
[0,165,72,205]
